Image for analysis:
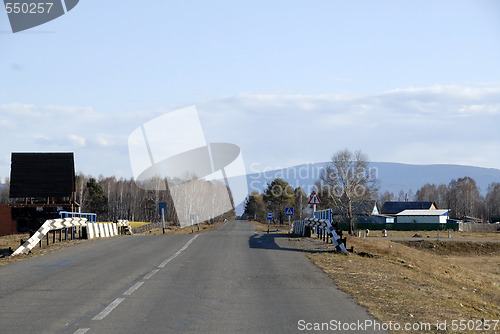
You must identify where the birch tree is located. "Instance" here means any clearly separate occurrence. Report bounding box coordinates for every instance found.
[318,149,378,235]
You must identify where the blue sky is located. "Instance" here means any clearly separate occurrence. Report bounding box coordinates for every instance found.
[1,0,499,180]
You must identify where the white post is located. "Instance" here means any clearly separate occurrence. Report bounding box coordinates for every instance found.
[161,208,165,234]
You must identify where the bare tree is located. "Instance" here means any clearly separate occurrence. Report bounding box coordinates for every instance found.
[318,149,378,235]
[294,187,308,220]
[378,190,395,204]
[416,184,437,202]
[0,178,10,204]
[415,183,449,209]
[486,183,500,222]
[448,177,483,220]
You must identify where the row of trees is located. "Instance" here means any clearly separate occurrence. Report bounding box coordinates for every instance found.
[412,178,498,221]
[379,178,500,222]
[0,174,235,224]
[244,149,500,235]
[244,150,379,235]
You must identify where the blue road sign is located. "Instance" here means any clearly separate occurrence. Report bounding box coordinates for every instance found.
[285,207,294,216]
[159,202,167,215]
[267,211,273,220]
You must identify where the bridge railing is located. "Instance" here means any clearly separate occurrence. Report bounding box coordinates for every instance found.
[292,209,348,253]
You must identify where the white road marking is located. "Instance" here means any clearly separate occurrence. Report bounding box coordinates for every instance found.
[73,329,90,334]
[123,281,144,296]
[92,298,125,320]
[143,268,160,280]
[158,234,199,268]
[86,235,200,327]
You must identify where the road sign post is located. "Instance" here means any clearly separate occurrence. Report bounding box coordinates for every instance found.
[308,193,321,217]
[190,214,196,233]
[161,208,165,234]
[285,207,294,234]
[266,211,273,233]
[159,202,167,234]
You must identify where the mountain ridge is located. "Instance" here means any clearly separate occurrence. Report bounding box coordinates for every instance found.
[245,161,500,197]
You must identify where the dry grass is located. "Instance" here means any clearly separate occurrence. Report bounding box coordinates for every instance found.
[138,220,226,235]
[0,232,91,266]
[300,234,500,333]
[249,220,291,233]
[368,229,500,240]
[129,221,150,228]
[95,221,149,228]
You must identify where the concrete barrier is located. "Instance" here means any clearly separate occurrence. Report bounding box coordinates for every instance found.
[117,220,133,235]
[86,222,124,239]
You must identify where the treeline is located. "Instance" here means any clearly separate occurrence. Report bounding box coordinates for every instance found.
[243,148,500,228]
[1,167,499,225]
[245,176,500,225]
[380,177,500,222]
[243,178,309,224]
[0,174,235,224]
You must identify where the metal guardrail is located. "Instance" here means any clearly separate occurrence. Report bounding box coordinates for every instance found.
[12,218,87,256]
[293,216,348,253]
[12,219,134,256]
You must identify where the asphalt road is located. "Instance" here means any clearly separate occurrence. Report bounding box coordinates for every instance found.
[0,221,386,334]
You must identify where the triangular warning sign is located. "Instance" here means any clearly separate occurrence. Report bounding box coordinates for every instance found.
[308,193,321,205]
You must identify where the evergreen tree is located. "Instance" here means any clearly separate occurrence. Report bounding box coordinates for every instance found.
[86,178,108,216]
[262,178,295,225]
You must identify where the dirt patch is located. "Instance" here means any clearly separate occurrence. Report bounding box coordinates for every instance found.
[0,234,92,266]
[249,220,290,233]
[397,240,500,256]
[0,232,30,257]
[138,220,226,235]
[375,230,500,241]
[296,234,500,333]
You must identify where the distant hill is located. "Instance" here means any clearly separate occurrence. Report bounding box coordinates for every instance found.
[244,162,500,198]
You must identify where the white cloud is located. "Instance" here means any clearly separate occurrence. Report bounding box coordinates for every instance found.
[0,103,105,123]
[197,83,500,171]
[92,134,116,147]
[0,118,16,128]
[69,135,86,147]
[34,134,86,148]
[1,83,499,178]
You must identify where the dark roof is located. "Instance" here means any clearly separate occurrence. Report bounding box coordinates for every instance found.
[9,153,75,198]
[381,201,436,215]
[332,201,378,216]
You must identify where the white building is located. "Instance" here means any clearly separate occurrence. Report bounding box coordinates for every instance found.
[396,209,449,224]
